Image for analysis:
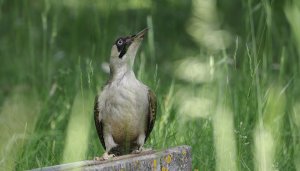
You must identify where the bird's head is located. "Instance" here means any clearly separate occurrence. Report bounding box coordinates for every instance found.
[109,28,148,74]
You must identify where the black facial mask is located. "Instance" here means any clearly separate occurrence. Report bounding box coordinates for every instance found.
[115,37,132,58]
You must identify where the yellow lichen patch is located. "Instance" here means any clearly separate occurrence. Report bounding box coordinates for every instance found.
[182,149,187,156]
[165,155,172,164]
[153,159,157,171]
[153,159,157,167]
[162,166,169,171]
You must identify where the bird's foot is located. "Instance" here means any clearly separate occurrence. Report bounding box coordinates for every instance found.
[94,152,115,161]
[93,156,102,161]
[132,147,153,154]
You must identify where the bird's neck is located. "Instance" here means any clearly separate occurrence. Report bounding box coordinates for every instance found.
[109,65,135,82]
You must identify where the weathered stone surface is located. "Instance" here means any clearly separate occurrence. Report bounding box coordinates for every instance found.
[30,145,192,171]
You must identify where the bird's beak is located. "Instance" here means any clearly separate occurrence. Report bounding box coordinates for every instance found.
[123,28,148,45]
[123,28,148,65]
[131,28,148,41]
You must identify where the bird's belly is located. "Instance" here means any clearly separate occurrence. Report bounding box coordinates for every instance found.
[103,89,148,145]
[103,82,148,144]
[109,115,143,144]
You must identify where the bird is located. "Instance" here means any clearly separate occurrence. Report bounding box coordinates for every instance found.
[94,28,157,160]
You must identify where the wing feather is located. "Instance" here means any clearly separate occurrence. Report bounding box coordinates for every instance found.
[94,95,106,150]
[145,89,157,142]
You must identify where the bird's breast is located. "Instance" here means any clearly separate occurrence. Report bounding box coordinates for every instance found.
[102,81,148,144]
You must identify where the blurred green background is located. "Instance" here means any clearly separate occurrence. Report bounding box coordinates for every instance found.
[0,0,300,170]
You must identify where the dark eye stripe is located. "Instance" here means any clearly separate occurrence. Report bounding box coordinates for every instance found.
[115,37,130,58]
[115,38,125,52]
[119,46,127,58]
[115,37,131,58]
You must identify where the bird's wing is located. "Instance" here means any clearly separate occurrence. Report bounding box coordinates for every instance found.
[94,95,106,150]
[145,89,157,142]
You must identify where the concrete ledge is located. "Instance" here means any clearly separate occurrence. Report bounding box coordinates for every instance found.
[30,145,192,171]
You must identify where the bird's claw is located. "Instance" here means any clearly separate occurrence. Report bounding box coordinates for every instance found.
[94,152,115,161]
[131,149,141,154]
[93,156,102,161]
[132,147,152,154]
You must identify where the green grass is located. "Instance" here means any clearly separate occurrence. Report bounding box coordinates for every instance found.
[0,0,300,170]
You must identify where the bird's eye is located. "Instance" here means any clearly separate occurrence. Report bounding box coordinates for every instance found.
[117,39,123,46]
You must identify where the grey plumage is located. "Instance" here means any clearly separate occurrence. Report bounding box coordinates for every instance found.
[94,29,156,158]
